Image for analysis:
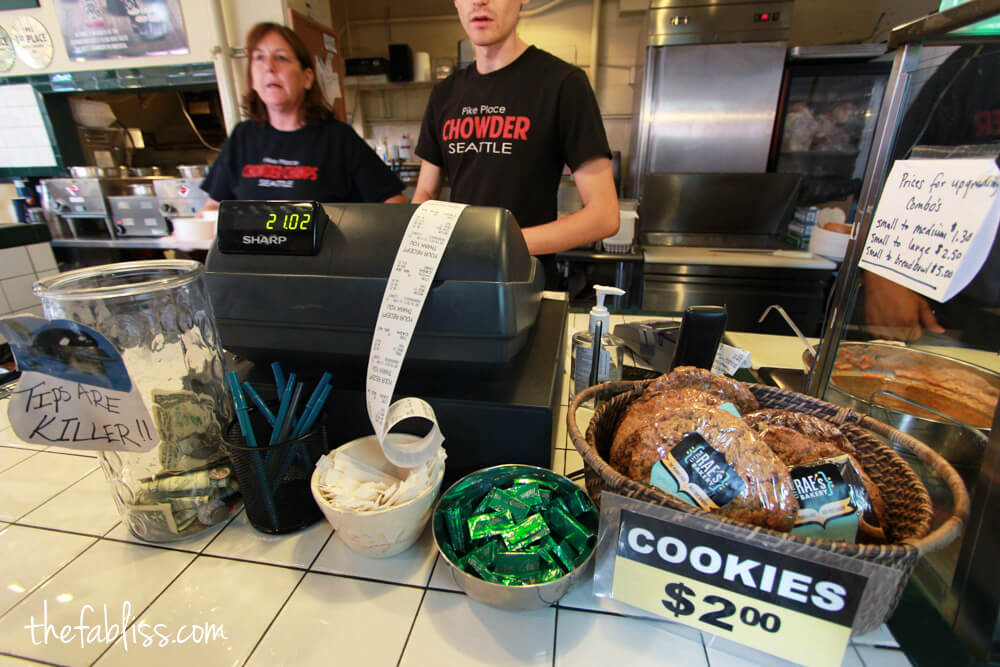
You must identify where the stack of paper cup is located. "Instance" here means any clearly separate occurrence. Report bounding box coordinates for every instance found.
[413,52,431,82]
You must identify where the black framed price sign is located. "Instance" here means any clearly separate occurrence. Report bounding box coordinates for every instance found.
[217,200,328,255]
[593,494,900,667]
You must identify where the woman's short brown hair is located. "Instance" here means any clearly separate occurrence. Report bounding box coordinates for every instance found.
[242,22,332,126]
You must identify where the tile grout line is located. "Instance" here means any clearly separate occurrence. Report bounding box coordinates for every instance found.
[0,535,102,624]
[241,528,338,666]
[699,627,711,666]
[88,551,202,665]
[7,462,100,524]
[393,550,445,667]
[551,606,560,667]
[0,447,41,474]
[0,650,66,666]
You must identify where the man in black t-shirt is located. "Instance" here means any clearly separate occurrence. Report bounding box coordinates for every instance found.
[413,0,619,284]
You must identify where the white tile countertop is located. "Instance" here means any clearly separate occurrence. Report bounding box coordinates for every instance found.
[0,310,913,666]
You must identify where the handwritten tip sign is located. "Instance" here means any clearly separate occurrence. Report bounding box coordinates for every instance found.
[859,158,1000,303]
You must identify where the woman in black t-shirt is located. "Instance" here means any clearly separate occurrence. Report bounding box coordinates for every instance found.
[201,23,404,207]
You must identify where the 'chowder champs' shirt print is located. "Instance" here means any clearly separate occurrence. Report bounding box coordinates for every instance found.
[442,105,531,156]
[241,157,319,189]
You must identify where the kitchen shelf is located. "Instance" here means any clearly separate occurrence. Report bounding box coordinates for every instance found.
[345,78,436,90]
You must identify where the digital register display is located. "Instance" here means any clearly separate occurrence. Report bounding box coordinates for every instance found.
[217,200,327,255]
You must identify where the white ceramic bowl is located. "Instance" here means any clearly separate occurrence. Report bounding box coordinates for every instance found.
[310,435,444,558]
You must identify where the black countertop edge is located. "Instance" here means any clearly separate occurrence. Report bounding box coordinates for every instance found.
[0,223,51,250]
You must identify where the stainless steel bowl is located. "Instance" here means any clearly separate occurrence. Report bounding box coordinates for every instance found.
[177,165,209,179]
[431,464,597,611]
[805,342,997,483]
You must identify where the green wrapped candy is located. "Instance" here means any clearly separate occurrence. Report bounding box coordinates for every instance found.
[465,554,504,584]
[527,541,561,570]
[493,551,543,575]
[486,488,531,522]
[522,567,566,585]
[566,488,594,517]
[445,504,470,553]
[467,511,515,541]
[510,483,546,508]
[545,536,578,572]
[544,506,594,554]
[502,513,550,551]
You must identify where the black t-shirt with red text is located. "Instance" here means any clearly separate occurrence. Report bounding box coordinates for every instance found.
[202,119,403,203]
[416,46,611,230]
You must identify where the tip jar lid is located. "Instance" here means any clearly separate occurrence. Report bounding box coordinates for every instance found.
[34,260,205,302]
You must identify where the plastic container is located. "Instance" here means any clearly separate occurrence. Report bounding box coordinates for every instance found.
[570,285,626,401]
[226,408,328,534]
[34,260,239,542]
[809,225,851,261]
[311,435,444,558]
[170,211,217,242]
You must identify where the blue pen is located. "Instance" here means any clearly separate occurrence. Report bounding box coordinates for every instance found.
[270,362,286,396]
[277,382,303,444]
[242,381,276,427]
[293,383,331,439]
[269,382,306,493]
[268,372,297,447]
[226,372,258,448]
[226,372,280,527]
[294,371,331,436]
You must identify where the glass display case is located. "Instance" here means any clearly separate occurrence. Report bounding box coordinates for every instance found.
[804,1,1000,661]
[771,54,891,215]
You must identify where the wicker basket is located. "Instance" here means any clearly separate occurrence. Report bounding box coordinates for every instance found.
[568,379,971,632]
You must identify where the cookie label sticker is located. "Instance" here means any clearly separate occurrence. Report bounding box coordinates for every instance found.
[650,432,746,511]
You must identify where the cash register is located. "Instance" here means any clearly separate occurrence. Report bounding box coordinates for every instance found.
[204,201,565,481]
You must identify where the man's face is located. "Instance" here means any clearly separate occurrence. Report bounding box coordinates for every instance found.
[454,0,528,48]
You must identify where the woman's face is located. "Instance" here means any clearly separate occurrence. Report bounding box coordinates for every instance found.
[250,30,315,118]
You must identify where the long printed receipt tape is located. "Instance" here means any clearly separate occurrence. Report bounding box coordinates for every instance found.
[365,201,468,467]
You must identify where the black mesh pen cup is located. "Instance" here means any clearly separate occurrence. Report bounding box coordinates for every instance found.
[224,407,329,534]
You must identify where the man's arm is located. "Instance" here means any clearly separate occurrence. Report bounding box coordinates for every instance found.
[520,156,619,256]
[383,193,407,204]
[411,161,443,204]
[863,270,945,341]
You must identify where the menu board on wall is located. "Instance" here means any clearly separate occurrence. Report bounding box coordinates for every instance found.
[858,158,1000,302]
[56,0,189,60]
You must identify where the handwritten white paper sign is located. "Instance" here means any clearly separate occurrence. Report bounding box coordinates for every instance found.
[0,317,158,452]
[858,159,1000,302]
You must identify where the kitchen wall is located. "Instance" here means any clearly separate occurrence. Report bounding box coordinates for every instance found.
[336,0,940,181]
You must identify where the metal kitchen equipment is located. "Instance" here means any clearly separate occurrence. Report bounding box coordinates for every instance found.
[40,173,172,239]
[638,172,837,334]
[153,167,210,218]
[204,201,560,487]
[626,0,793,197]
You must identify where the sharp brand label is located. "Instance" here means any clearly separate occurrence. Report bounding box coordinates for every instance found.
[650,432,746,511]
[242,235,288,246]
[177,185,190,197]
[615,510,864,625]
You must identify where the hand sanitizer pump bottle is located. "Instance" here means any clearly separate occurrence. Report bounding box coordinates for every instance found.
[570,285,626,404]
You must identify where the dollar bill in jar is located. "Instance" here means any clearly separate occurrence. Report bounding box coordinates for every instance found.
[152,389,224,470]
